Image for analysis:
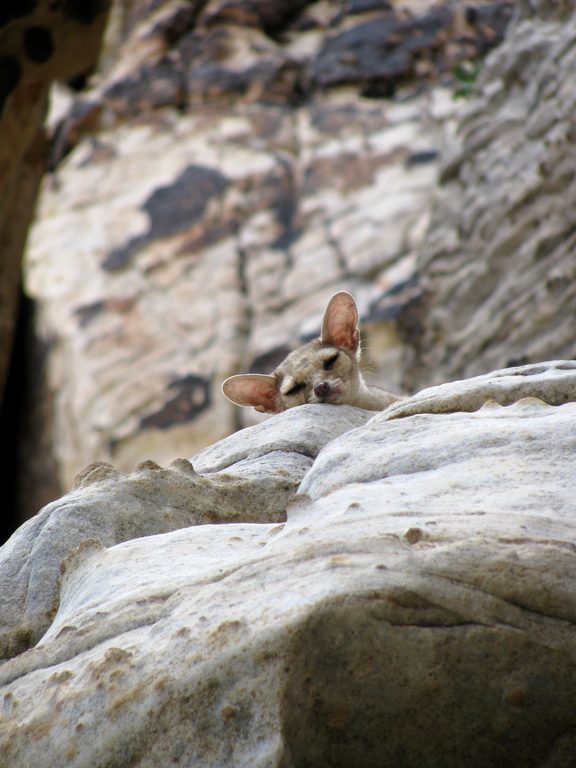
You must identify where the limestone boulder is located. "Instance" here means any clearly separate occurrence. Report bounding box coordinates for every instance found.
[1,361,575,766]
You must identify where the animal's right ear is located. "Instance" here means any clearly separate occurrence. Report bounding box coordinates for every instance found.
[222,374,281,413]
[321,291,360,355]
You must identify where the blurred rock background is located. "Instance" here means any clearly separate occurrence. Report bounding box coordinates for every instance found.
[4,0,576,536]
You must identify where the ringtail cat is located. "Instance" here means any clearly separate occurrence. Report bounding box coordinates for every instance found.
[222,291,402,413]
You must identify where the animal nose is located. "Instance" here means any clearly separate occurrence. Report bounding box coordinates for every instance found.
[314,382,330,398]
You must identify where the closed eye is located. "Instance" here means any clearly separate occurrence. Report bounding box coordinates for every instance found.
[285,382,305,396]
[323,353,339,371]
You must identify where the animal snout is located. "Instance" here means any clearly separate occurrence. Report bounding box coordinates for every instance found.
[314,382,330,398]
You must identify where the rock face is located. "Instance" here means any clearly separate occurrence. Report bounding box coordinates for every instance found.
[1,361,576,767]
[402,2,576,390]
[19,0,512,516]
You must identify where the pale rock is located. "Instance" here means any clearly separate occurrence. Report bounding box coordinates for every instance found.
[381,359,576,420]
[0,404,368,659]
[0,362,575,766]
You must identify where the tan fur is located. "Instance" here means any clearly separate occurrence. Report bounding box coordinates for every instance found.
[222,291,402,413]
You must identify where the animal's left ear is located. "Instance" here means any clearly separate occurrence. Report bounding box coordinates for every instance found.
[321,291,360,354]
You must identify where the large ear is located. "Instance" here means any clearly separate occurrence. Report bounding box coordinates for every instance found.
[320,291,360,354]
[222,374,280,413]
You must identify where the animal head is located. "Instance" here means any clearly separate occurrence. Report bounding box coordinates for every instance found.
[222,291,363,413]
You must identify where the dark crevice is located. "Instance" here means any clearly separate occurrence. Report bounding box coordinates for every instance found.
[1,293,60,544]
[1,293,30,543]
[0,293,25,544]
